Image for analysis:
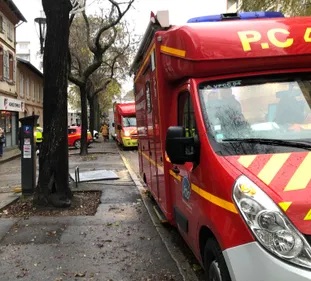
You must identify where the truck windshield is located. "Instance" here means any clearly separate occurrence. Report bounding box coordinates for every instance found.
[122,117,137,127]
[198,74,311,155]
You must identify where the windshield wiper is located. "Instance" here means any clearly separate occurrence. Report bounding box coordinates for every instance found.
[222,138,311,150]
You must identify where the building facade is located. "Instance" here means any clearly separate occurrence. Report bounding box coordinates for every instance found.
[0,0,26,150]
[68,105,81,126]
[16,41,30,61]
[16,58,43,126]
[226,0,242,12]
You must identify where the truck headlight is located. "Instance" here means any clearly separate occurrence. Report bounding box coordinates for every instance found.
[233,175,311,268]
[124,131,130,137]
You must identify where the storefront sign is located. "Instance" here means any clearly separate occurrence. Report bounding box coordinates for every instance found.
[0,97,24,112]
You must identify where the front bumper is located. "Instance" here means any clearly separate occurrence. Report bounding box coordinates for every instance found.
[223,242,311,281]
[122,137,138,147]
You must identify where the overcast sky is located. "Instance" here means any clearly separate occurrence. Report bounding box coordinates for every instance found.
[13,0,227,93]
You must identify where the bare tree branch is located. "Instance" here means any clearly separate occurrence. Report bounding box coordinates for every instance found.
[94,0,134,51]
[82,11,96,53]
[93,80,113,97]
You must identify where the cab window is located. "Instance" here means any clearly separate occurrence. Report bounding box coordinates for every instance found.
[178,91,197,137]
[198,73,311,155]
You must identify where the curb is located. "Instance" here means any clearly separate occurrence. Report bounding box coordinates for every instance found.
[119,151,199,281]
[0,153,20,164]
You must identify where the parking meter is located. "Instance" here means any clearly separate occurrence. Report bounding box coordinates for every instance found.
[19,115,39,195]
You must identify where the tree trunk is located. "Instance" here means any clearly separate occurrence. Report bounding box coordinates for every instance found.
[80,85,88,156]
[88,95,95,139]
[35,0,72,207]
[94,96,100,132]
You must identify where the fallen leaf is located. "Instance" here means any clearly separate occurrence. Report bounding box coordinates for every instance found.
[75,271,86,277]
[114,222,120,226]
[192,264,202,272]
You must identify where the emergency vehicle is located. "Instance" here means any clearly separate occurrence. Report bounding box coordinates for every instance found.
[131,10,311,281]
[113,102,138,148]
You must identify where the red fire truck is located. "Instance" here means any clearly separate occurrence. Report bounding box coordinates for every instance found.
[131,10,311,281]
[113,102,138,148]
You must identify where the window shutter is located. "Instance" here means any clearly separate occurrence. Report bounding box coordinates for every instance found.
[2,51,5,79]
[32,81,35,101]
[27,78,30,98]
[5,52,9,80]
[13,58,16,82]
[2,20,6,36]
[0,16,3,33]
[20,74,24,97]
[3,51,8,80]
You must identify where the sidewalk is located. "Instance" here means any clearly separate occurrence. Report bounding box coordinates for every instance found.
[0,147,20,164]
[0,141,188,281]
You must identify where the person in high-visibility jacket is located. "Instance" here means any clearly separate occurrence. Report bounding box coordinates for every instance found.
[35,124,43,150]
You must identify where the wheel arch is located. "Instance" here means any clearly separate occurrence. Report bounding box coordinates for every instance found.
[199,225,217,262]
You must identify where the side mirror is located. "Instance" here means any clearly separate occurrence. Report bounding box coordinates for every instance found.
[117,124,122,130]
[165,126,199,165]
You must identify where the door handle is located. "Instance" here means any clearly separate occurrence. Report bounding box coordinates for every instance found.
[172,166,180,174]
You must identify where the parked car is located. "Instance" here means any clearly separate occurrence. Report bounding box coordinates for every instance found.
[93,130,99,140]
[68,126,92,149]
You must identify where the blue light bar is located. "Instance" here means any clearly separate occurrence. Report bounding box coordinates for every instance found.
[187,11,284,23]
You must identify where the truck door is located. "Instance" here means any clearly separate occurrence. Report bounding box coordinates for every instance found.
[170,88,199,250]
[145,79,159,200]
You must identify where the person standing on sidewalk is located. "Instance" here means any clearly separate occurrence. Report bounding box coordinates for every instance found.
[100,123,109,142]
[0,127,5,157]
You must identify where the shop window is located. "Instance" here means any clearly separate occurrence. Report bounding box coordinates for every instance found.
[0,111,18,148]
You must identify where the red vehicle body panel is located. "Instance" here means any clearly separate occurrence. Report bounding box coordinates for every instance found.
[132,15,311,266]
[116,102,136,116]
[68,126,92,147]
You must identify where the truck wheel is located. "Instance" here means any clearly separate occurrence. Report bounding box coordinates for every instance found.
[204,239,231,281]
[74,140,81,149]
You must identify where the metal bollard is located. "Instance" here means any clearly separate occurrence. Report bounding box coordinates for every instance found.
[75,166,80,188]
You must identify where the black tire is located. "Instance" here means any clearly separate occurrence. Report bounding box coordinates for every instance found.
[204,239,231,281]
[74,139,81,149]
